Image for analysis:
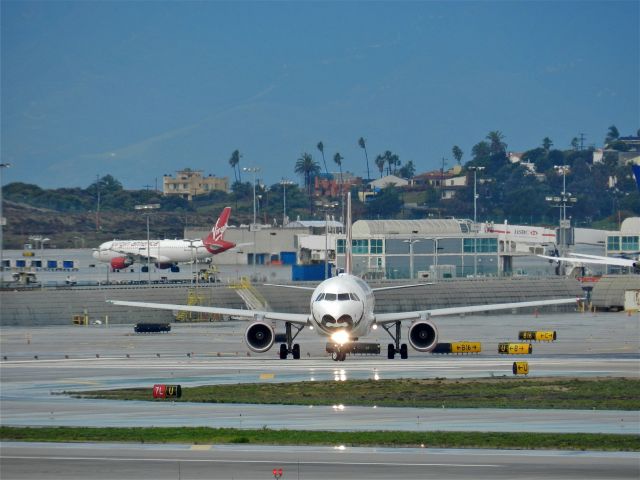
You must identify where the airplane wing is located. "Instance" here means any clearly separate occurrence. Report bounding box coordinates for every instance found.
[263,284,316,291]
[107,300,310,326]
[538,254,636,267]
[569,253,638,267]
[374,297,579,325]
[371,283,432,292]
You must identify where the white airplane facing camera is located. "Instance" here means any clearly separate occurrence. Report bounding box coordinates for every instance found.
[109,194,579,361]
[93,207,247,271]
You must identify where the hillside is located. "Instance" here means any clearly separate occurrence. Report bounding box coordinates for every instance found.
[2,201,216,249]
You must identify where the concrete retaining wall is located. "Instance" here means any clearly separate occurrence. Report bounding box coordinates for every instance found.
[1,276,586,327]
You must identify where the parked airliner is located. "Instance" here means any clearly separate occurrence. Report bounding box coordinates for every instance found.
[94,207,242,271]
[109,194,578,361]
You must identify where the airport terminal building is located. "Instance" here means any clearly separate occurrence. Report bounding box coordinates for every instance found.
[335,218,500,280]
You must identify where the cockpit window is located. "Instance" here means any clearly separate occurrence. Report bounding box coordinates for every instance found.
[324,293,337,301]
[338,293,350,301]
[315,293,325,302]
[349,293,360,301]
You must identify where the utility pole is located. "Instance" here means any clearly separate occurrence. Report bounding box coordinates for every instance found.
[243,166,260,278]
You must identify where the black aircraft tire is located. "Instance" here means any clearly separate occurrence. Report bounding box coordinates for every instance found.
[387,343,395,359]
[292,344,301,360]
[279,344,287,360]
[400,343,408,359]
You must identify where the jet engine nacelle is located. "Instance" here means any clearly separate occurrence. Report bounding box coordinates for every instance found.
[408,320,438,352]
[155,262,174,270]
[111,257,133,270]
[244,321,275,353]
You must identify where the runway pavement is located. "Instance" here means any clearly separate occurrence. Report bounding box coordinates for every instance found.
[1,442,638,480]
[2,311,639,479]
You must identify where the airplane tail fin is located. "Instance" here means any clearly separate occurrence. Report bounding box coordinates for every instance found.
[632,164,640,192]
[202,207,234,253]
[344,191,352,275]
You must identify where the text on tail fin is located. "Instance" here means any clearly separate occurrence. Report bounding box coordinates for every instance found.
[211,207,231,242]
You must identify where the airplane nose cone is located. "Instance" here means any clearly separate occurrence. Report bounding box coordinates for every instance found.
[92,250,99,260]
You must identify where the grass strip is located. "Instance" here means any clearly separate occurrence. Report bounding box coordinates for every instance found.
[72,377,640,410]
[2,426,638,451]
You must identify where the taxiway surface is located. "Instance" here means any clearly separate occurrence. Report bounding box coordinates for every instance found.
[2,442,639,480]
[1,312,638,433]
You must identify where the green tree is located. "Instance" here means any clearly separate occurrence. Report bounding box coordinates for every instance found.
[398,160,415,179]
[375,154,385,178]
[452,145,463,165]
[333,152,344,187]
[294,153,320,211]
[358,137,371,180]
[367,185,403,218]
[486,131,507,155]
[605,125,620,146]
[317,141,329,176]
[471,141,491,161]
[228,150,241,183]
[88,174,123,194]
[542,137,553,152]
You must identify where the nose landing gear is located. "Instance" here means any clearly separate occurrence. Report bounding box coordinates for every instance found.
[331,349,347,362]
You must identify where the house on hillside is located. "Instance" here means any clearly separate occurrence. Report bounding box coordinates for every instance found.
[163,169,228,201]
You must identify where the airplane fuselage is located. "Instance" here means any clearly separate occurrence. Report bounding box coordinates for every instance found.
[309,273,375,340]
[93,239,213,264]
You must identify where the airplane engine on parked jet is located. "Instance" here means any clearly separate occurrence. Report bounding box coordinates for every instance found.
[155,262,174,270]
[408,320,438,352]
[110,257,133,270]
[245,322,275,353]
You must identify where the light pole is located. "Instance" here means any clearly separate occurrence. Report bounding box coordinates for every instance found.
[546,165,577,261]
[469,166,485,277]
[243,166,260,277]
[280,178,294,227]
[135,203,160,285]
[468,166,485,224]
[403,237,421,279]
[0,163,10,284]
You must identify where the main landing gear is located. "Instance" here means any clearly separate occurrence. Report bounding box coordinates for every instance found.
[382,321,408,359]
[279,322,303,360]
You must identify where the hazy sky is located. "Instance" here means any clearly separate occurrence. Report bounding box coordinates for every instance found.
[2,0,638,189]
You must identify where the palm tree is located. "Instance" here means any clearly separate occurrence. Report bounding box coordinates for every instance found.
[542,137,553,152]
[228,150,240,183]
[452,145,463,165]
[605,125,620,146]
[375,154,385,178]
[486,131,507,155]
[317,141,329,176]
[472,141,491,160]
[333,152,344,186]
[294,153,320,208]
[358,137,371,180]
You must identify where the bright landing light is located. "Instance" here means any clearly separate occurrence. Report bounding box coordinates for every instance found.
[330,330,350,345]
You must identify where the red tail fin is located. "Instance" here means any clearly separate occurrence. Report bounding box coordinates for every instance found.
[211,207,231,242]
[202,207,234,254]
